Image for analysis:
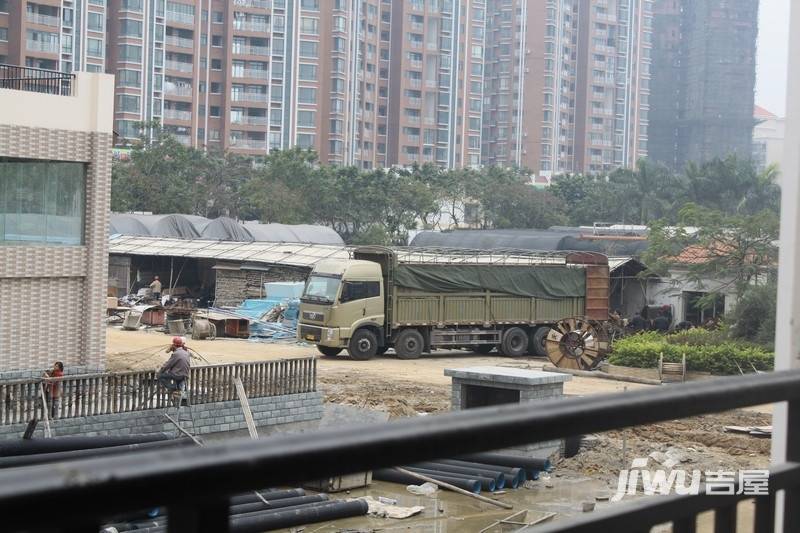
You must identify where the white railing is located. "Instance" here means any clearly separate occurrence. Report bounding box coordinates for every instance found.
[163,108,192,121]
[165,35,194,49]
[165,60,193,73]
[232,115,268,126]
[233,0,269,8]
[26,13,60,27]
[233,20,269,33]
[232,92,268,103]
[26,40,59,53]
[166,11,194,25]
[233,45,269,56]
[234,69,269,80]
[230,139,267,150]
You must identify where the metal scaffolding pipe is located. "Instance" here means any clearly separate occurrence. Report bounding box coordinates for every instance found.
[373,468,482,494]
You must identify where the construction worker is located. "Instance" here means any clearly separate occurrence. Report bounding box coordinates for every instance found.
[158,337,190,392]
[149,276,162,301]
[43,361,64,418]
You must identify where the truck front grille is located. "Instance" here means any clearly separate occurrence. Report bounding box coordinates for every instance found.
[299,325,321,342]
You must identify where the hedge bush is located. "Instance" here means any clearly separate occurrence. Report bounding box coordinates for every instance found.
[608,331,773,375]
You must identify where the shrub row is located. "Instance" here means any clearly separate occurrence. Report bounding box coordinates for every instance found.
[608,331,774,375]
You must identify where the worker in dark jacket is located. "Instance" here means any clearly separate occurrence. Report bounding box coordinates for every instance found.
[158,336,191,392]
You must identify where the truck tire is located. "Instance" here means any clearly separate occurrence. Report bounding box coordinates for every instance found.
[317,345,343,357]
[471,345,495,355]
[395,329,424,360]
[501,327,529,357]
[530,327,550,357]
[348,329,378,360]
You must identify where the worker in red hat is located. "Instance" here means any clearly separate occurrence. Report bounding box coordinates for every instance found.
[158,336,190,392]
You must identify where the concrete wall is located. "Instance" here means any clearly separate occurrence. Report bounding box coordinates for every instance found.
[0,391,324,440]
[0,72,114,372]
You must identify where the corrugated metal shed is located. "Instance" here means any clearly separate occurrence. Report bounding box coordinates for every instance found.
[109,235,348,268]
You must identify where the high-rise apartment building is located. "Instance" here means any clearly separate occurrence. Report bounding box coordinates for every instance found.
[387,0,486,168]
[649,0,758,171]
[0,0,107,73]
[482,0,652,176]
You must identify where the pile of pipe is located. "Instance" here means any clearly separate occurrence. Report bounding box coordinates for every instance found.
[100,488,368,533]
[374,452,552,494]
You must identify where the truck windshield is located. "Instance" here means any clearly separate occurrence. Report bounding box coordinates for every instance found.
[302,275,341,304]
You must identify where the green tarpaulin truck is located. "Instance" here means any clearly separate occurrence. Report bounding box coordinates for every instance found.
[297,246,611,369]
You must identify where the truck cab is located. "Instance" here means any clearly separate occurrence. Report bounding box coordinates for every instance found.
[297,259,385,359]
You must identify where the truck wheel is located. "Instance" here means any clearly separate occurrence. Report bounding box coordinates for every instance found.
[501,327,529,357]
[471,345,495,355]
[317,346,343,357]
[530,327,550,357]
[395,329,424,360]
[348,329,378,360]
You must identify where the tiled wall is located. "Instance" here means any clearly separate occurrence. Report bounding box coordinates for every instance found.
[0,125,111,371]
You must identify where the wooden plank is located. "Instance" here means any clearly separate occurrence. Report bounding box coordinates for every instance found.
[233,377,258,440]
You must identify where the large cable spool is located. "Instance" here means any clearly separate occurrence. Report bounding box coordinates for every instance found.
[545,317,610,370]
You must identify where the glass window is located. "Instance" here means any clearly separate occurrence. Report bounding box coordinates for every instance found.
[0,161,85,245]
[299,40,318,58]
[121,0,143,12]
[300,17,319,34]
[296,133,315,149]
[340,281,380,303]
[116,94,140,113]
[298,64,317,81]
[117,69,141,87]
[120,19,143,38]
[88,12,104,32]
[298,87,316,104]
[87,38,104,58]
[119,44,142,62]
[297,110,315,127]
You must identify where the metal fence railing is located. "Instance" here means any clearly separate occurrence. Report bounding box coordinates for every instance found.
[0,358,316,425]
[0,369,796,531]
[0,63,75,96]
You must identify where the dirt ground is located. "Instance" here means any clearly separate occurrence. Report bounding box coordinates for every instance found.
[107,327,773,487]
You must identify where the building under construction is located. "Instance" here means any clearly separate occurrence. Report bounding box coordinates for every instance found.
[649,0,759,171]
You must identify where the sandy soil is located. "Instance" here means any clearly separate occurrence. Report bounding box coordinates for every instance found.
[107,327,773,484]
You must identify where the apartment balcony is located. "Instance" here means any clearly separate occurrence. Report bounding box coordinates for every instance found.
[230,138,267,150]
[595,13,617,24]
[410,22,423,31]
[233,20,269,33]
[165,60,193,73]
[232,115,268,126]
[232,92,267,103]
[406,134,420,144]
[233,45,269,57]
[165,35,194,49]
[408,78,421,89]
[26,12,60,27]
[405,116,420,125]
[164,85,192,97]
[234,69,269,80]
[426,42,437,51]
[26,40,59,54]
[425,79,436,88]
[423,117,435,126]
[409,41,422,49]
[407,97,421,107]
[233,0,270,8]
[0,63,74,96]
[166,11,194,25]
[163,108,192,121]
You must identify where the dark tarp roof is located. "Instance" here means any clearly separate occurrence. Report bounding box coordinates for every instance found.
[410,229,648,257]
[109,214,344,245]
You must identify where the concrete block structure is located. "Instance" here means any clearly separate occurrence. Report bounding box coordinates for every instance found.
[0,69,114,371]
[446,366,571,458]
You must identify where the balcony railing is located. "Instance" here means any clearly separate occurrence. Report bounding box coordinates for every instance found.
[165,10,194,25]
[233,45,269,56]
[230,138,268,150]
[0,367,797,531]
[233,68,269,80]
[165,35,194,49]
[165,60,193,73]
[233,0,269,8]
[232,115,268,126]
[164,85,193,97]
[233,20,269,33]
[26,39,59,53]
[232,92,267,103]
[26,12,60,26]
[0,63,74,96]
[163,108,192,121]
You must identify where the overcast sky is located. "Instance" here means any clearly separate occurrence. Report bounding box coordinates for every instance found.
[756,0,790,116]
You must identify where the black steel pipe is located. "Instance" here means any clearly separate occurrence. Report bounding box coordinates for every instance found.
[229,488,305,506]
[120,500,370,533]
[373,468,481,494]
[4,370,800,532]
[230,494,328,515]
[413,460,509,488]
[0,434,171,457]
[457,452,552,474]
[0,439,193,469]
[432,458,526,484]
[404,466,496,492]
[230,499,368,533]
